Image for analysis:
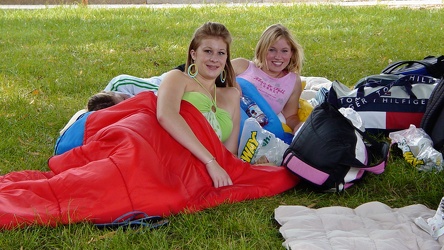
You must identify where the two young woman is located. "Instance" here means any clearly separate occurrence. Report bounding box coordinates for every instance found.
[57,23,305,168]
[0,22,300,229]
[105,23,305,135]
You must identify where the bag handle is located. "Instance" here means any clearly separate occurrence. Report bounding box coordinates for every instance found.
[356,74,438,101]
[328,75,437,110]
[381,56,444,77]
[381,60,434,74]
[356,74,418,100]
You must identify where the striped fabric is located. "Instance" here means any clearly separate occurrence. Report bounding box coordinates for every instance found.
[104,74,166,96]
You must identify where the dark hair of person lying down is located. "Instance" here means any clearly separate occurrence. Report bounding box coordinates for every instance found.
[87,91,122,111]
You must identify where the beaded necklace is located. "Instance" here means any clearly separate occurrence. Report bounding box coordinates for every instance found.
[192,77,217,113]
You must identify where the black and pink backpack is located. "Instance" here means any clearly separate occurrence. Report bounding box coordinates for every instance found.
[282,102,390,192]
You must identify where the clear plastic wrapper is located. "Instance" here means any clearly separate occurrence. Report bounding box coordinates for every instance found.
[339,107,365,132]
[389,125,443,172]
[237,118,289,165]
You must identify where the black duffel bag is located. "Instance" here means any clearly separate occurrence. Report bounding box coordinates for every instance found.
[381,55,444,79]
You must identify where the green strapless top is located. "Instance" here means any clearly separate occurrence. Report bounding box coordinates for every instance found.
[182,92,233,142]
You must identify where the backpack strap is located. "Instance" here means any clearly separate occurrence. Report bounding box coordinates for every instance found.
[95,210,169,230]
[282,152,330,186]
[282,150,347,192]
[355,128,390,173]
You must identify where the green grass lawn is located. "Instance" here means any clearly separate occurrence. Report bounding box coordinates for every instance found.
[1,3,444,249]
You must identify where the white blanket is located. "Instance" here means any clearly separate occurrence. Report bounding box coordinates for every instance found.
[275,201,444,250]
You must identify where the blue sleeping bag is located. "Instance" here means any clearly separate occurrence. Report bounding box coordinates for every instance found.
[237,78,293,145]
[54,112,92,155]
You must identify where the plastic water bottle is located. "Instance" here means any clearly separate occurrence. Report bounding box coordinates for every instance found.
[240,95,268,127]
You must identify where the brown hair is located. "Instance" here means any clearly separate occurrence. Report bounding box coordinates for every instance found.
[253,24,304,74]
[185,22,236,88]
[87,91,120,111]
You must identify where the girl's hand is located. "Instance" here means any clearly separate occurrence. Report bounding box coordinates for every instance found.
[205,161,233,188]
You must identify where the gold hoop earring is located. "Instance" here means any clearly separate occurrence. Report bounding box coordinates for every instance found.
[187,64,198,78]
[220,69,226,83]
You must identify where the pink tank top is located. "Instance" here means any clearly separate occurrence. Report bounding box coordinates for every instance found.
[237,61,297,114]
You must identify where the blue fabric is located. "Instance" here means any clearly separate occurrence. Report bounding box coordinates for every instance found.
[54,112,92,155]
[237,77,293,144]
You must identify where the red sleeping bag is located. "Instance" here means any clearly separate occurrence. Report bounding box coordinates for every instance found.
[0,91,299,229]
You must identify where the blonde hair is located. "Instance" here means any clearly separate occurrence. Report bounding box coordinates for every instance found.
[253,24,304,74]
[185,22,236,88]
